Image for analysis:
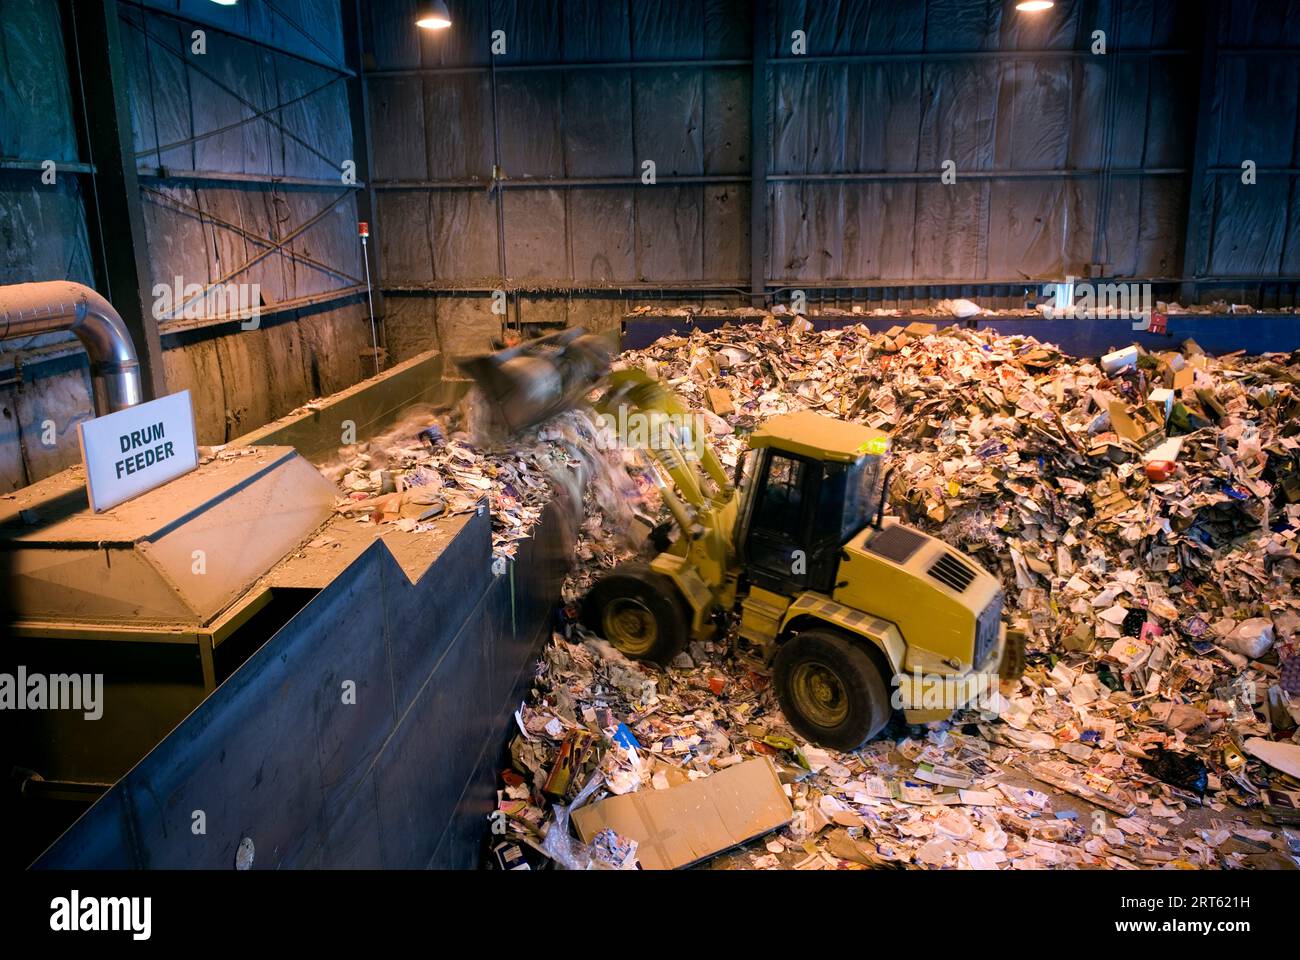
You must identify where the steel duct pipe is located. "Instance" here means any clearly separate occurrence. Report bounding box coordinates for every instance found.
[0,281,143,414]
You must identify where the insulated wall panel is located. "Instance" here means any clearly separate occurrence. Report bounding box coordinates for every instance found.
[0,1,95,489]
[1187,0,1300,284]
[349,0,1296,360]
[144,0,347,69]
[765,0,1200,287]
[362,0,754,310]
[564,72,635,177]
[569,189,636,282]
[434,191,500,282]
[122,1,371,448]
[633,70,705,176]
[504,189,569,280]
[0,0,79,161]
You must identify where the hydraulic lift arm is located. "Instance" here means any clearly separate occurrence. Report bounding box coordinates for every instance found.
[457,331,740,619]
[593,367,741,608]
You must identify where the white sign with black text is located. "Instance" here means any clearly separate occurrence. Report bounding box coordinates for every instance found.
[76,390,199,512]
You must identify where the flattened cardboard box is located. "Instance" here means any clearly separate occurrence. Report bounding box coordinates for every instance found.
[572,757,793,869]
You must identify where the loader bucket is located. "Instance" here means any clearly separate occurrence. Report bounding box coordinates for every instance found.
[455,328,613,436]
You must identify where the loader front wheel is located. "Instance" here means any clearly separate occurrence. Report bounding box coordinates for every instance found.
[773,629,892,751]
[583,564,687,665]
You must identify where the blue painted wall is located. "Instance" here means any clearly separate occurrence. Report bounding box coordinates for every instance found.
[622,314,1300,357]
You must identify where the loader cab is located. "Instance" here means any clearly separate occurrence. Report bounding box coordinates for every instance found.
[737,412,888,596]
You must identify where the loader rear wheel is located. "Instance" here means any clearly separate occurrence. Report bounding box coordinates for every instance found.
[773,629,892,751]
[583,563,687,665]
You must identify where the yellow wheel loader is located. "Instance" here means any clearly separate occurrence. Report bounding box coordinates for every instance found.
[460,331,1025,751]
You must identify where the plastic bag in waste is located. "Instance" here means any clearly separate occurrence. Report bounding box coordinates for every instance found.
[539,771,605,869]
[1220,618,1274,659]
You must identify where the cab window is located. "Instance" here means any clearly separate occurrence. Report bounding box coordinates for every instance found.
[752,454,805,539]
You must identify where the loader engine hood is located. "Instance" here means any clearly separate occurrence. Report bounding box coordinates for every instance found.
[833,520,1003,674]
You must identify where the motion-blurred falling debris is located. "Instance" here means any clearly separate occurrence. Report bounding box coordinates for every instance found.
[319,402,636,564]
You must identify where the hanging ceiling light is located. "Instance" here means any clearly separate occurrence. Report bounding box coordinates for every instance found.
[1015,1,1054,10]
[208,0,239,6]
[415,1,452,30]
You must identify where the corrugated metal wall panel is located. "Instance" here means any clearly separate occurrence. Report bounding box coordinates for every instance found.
[140,182,209,288]
[993,60,1072,170]
[1217,0,1300,47]
[843,63,924,173]
[704,69,751,171]
[1286,189,1300,277]
[280,60,355,179]
[0,0,93,290]
[376,191,435,282]
[1210,58,1297,169]
[1207,176,1290,278]
[705,182,750,280]
[634,70,705,175]
[492,0,564,62]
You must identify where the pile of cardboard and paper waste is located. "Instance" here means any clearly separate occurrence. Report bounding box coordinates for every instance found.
[318,404,607,563]
[630,298,1297,324]
[489,314,1300,871]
